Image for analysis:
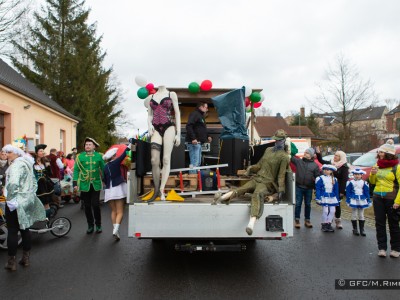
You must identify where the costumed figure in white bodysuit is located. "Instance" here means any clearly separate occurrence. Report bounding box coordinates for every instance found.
[144,86,181,202]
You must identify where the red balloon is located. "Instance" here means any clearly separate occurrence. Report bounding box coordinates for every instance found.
[149,89,157,94]
[245,97,250,107]
[254,102,262,108]
[145,83,154,91]
[200,80,212,91]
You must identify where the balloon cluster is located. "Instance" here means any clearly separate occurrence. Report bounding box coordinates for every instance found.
[244,86,265,113]
[135,75,157,99]
[188,80,213,93]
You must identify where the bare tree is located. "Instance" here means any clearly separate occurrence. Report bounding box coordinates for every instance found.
[312,54,376,150]
[255,106,272,116]
[384,98,400,112]
[0,0,33,57]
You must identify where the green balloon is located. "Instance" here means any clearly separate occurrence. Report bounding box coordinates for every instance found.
[250,92,261,103]
[246,107,252,113]
[188,82,200,93]
[137,87,149,99]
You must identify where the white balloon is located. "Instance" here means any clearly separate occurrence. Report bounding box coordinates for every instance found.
[244,86,252,97]
[259,92,265,103]
[135,75,147,87]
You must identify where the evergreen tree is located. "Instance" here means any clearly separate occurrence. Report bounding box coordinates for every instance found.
[289,114,307,126]
[11,0,122,151]
[306,112,320,137]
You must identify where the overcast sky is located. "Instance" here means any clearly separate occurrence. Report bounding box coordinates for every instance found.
[40,0,400,134]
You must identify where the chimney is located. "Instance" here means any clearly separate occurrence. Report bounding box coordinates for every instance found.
[300,107,305,118]
[276,113,281,118]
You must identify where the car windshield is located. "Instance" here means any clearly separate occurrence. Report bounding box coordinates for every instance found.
[352,152,377,167]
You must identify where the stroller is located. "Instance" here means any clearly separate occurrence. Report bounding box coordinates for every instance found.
[0,194,71,250]
[60,171,80,204]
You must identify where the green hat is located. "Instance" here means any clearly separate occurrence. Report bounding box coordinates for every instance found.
[271,129,287,140]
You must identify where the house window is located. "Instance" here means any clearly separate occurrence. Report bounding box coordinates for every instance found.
[60,129,65,152]
[35,122,43,145]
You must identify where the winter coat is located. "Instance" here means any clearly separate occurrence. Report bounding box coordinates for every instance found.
[185,108,209,143]
[316,152,349,196]
[291,156,320,189]
[4,157,46,229]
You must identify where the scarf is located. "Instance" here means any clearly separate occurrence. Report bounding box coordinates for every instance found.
[332,151,347,168]
[273,139,285,152]
[0,159,7,168]
[377,158,399,169]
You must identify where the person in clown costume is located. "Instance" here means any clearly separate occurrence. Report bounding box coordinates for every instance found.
[315,164,340,232]
[346,168,371,236]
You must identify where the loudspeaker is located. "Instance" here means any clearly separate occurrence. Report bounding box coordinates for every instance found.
[250,143,275,165]
[171,141,185,169]
[219,139,249,175]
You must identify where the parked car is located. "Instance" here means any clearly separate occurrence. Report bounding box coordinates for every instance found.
[346,152,364,165]
[322,153,363,165]
[349,145,400,180]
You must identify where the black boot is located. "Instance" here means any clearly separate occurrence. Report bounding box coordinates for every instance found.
[147,188,160,203]
[359,220,366,236]
[351,220,359,236]
[321,223,328,232]
[326,223,335,232]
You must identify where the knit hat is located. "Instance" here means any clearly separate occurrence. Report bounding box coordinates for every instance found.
[378,143,395,155]
[102,148,118,161]
[305,147,315,156]
[351,168,366,175]
[322,164,337,172]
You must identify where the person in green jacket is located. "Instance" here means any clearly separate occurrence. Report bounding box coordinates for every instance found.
[214,129,290,236]
[73,137,105,234]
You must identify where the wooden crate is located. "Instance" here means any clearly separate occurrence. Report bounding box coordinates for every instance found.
[143,174,198,192]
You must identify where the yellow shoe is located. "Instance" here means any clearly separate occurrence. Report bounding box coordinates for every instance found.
[166,189,184,202]
[141,190,161,201]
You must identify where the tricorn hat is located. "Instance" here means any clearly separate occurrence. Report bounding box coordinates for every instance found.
[84,137,99,148]
[35,144,47,153]
[271,129,287,141]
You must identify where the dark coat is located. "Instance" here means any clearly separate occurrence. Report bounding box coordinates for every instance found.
[185,108,208,143]
[316,152,349,195]
[291,156,320,189]
[47,153,60,179]
[103,149,128,189]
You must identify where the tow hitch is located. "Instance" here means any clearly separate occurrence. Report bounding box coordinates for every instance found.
[175,242,246,252]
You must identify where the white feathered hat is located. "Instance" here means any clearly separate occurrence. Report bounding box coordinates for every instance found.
[322,164,337,172]
[351,168,366,175]
[102,148,118,161]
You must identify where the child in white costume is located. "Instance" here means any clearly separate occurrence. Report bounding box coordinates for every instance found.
[346,168,371,236]
[315,165,340,232]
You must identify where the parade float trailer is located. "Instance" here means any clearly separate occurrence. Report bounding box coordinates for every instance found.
[127,87,294,252]
[127,170,294,252]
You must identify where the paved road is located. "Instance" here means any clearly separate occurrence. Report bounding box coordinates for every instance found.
[0,202,398,300]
